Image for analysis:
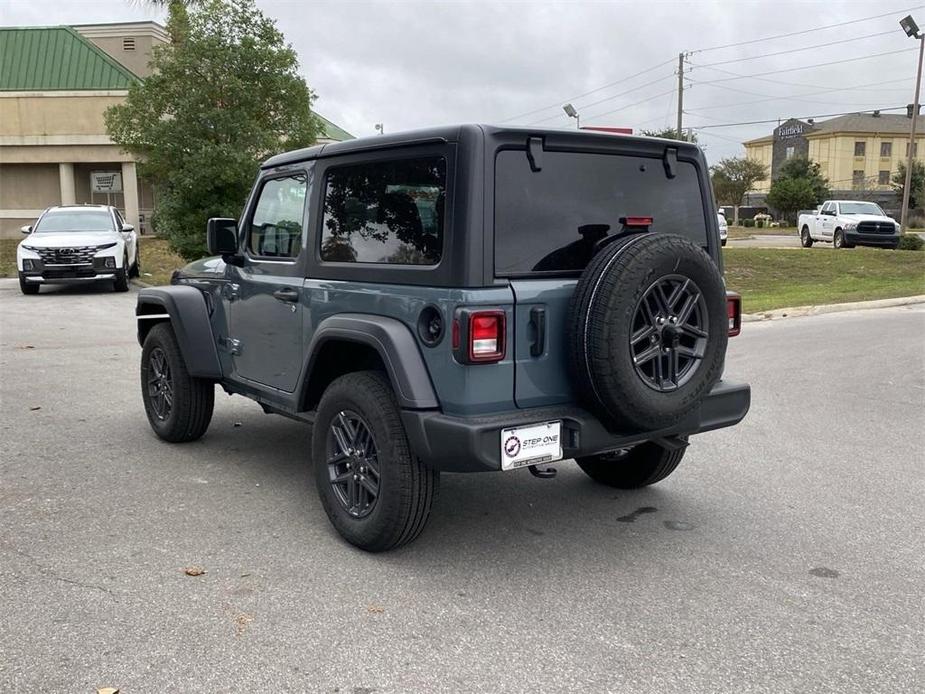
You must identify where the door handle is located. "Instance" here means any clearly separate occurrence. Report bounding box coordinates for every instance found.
[529,306,546,357]
[272,288,300,303]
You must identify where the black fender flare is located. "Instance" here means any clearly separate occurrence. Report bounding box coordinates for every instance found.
[135,286,222,379]
[302,314,439,410]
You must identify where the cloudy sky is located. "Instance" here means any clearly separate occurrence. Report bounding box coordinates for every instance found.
[2,0,922,161]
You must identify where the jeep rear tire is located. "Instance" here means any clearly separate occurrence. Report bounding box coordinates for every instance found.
[140,322,214,442]
[576,440,686,488]
[568,233,727,431]
[313,371,439,552]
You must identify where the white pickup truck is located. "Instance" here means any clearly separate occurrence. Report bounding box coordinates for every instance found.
[798,200,900,249]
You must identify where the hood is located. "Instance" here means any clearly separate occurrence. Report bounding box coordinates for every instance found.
[20,231,122,249]
[841,213,896,224]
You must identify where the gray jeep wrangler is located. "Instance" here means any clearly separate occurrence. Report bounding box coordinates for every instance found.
[136,125,750,551]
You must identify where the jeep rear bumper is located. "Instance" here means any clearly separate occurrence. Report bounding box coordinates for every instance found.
[401,380,751,472]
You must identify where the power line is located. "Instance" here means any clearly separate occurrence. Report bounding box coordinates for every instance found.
[684,77,911,114]
[690,63,913,92]
[500,7,922,128]
[500,58,675,123]
[689,47,918,87]
[693,30,896,68]
[691,6,925,53]
[582,87,679,123]
[526,73,675,124]
[687,106,907,130]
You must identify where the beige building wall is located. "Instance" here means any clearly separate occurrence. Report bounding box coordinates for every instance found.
[809,133,925,191]
[744,140,773,193]
[0,163,61,235]
[0,93,126,139]
[74,22,168,78]
[0,163,60,208]
[0,93,145,238]
[80,35,159,78]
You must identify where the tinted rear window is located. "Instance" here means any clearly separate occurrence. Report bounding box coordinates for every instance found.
[494,149,709,275]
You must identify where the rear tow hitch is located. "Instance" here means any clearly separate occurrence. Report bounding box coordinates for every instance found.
[528,464,557,479]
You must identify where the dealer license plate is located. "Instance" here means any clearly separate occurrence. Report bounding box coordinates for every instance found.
[500,421,563,471]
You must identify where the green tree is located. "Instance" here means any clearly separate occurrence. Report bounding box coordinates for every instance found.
[767,177,817,225]
[642,127,697,143]
[709,157,768,225]
[891,160,925,209]
[106,0,321,259]
[777,157,830,203]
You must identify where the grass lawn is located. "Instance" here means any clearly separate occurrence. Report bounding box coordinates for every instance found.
[723,247,925,313]
[0,236,185,286]
[4,237,923,314]
[136,236,186,285]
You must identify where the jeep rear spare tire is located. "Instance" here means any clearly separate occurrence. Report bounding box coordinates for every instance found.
[568,233,727,431]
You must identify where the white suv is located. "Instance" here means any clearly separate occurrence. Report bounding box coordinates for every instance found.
[717,210,728,246]
[17,205,139,295]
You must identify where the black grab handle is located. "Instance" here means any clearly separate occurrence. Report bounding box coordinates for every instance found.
[529,306,546,357]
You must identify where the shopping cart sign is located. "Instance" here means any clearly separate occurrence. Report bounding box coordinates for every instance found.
[90,171,123,193]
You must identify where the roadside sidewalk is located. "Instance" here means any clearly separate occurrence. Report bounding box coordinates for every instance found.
[743,294,925,322]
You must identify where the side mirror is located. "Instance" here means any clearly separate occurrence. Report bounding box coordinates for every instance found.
[20,225,32,234]
[207,217,240,256]
[121,223,135,233]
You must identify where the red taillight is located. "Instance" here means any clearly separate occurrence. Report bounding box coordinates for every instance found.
[621,216,654,227]
[469,311,505,362]
[726,291,741,337]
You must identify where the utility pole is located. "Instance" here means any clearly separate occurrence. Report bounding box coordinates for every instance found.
[901,35,924,233]
[676,52,685,141]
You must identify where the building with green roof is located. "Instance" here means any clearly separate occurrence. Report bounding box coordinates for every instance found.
[0,22,353,237]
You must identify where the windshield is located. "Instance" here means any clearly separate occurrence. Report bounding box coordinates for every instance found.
[34,210,114,233]
[840,202,886,215]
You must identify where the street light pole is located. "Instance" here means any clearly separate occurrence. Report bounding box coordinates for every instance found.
[900,16,924,233]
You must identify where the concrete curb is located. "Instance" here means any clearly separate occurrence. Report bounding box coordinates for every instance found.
[743,295,925,322]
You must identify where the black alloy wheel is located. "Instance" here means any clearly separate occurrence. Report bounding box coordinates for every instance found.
[147,346,173,421]
[326,410,381,518]
[630,274,708,392]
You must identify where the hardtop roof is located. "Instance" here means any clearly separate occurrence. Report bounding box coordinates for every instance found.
[261,124,702,169]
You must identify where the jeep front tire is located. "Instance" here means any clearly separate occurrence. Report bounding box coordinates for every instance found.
[313,371,438,552]
[140,322,215,442]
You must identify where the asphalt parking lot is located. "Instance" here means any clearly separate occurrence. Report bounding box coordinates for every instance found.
[1,279,923,693]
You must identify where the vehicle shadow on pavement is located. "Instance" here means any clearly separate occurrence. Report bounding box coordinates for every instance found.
[197,404,698,569]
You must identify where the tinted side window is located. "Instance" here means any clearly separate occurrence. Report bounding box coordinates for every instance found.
[320,157,445,265]
[248,174,307,258]
[494,150,709,276]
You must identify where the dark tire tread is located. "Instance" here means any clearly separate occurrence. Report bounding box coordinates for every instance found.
[568,233,727,431]
[140,322,214,443]
[313,371,438,552]
[19,273,39,295]
[114,254,130,292]
[576,441,686,489]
